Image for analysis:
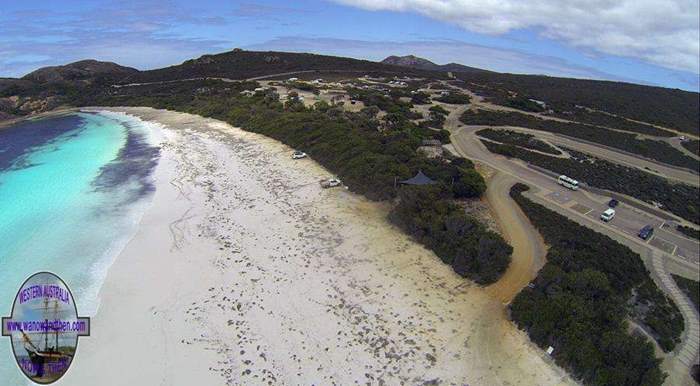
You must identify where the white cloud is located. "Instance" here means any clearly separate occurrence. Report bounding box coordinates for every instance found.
[332,0,700,73]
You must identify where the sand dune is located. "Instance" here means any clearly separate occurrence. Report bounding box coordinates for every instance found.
[67,107,575,386]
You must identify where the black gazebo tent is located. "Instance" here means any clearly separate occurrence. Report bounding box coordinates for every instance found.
[399,171,437,185]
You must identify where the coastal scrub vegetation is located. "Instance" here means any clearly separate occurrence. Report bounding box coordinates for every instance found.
[476,128,561,155]
[410,91,431,105]
[286,81,320,95]
[460,109,699,172]
[502,96,546,113]
[420,105,448,130]
[434,92,470,105]
[509,183,683,385]
[77,78,512,285]
[454,72,699,135]
[681,139,700,156]
[671,274,699,312]
[481,140,699,224]
[676,225,700,240]
[347,87,419,119]
[552,109,675,137]
[388,185,511,284]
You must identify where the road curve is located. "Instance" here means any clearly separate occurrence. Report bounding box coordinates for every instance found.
[448,122,700,383]
[485,172,547,304]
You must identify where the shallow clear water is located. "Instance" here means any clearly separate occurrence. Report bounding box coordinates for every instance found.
[0,111,160,384]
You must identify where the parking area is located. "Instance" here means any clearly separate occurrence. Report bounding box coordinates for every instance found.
[570,203,591,215]
[649,236,676,255]
[657,225,700,264]
[675,246,700,264]
[543,187,699,265]
[546,189,574,205]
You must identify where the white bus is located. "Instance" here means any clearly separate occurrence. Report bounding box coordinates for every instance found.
[557,175,579,190]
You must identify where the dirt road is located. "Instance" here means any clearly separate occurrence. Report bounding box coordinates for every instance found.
[484,172,547,304]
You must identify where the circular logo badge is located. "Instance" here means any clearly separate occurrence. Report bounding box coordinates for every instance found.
[2,272,90,384]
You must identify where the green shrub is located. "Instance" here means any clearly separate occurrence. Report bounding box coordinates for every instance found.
[509,183,682,385]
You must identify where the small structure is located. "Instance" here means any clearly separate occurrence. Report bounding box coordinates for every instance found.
[422,139,442,147]
[400,171,437,185]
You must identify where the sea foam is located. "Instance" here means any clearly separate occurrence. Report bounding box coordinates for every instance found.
[0,111,161,384]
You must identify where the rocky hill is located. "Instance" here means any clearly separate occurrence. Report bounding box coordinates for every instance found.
[22,60,139,84]
[381,55,488,74]
[122,50,435,84]
[1,50,697,134]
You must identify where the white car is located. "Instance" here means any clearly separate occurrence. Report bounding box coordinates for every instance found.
[320,178,342,188]
[600,208,615,222]
[292,151,307,159]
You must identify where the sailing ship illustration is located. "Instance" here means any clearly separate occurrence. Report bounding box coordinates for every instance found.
[17,297,74,380]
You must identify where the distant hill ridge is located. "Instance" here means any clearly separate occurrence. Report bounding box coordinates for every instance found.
[381,55,489,74]
[2,49,698,134]
[123,50,437,83]
[22,60,138,83]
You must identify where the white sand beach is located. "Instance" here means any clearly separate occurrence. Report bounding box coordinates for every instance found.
[65,107,575,385]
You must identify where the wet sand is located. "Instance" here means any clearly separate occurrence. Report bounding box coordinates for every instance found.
[66,107,575,385]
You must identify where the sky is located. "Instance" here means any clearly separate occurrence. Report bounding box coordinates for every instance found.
[0,0,698,91]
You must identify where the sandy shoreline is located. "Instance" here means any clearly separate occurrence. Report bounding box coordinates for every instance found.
[63,107,575,385]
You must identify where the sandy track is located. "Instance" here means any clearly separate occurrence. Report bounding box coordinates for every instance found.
[484,172,547,304]
[448,124,699,385]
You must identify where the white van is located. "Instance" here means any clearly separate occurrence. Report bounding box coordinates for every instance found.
[601,208,615,222]
[557,175,579,190]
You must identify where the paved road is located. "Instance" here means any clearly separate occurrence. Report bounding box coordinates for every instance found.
[448,124,700,381]
[111,70,363,89]
[451,126,699,273]
[439,80,699,185]
[650,250,700,369]
[469,124,700,186]
[667,137,700,161]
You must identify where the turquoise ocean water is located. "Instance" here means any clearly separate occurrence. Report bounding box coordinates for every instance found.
[0,111,160,384]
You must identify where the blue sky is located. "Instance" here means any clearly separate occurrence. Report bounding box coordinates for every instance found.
[1,0,698,91]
